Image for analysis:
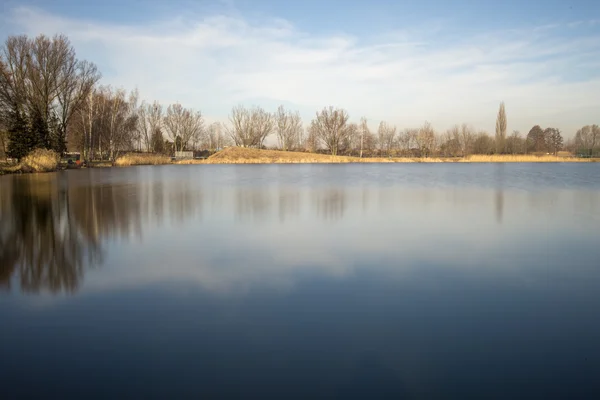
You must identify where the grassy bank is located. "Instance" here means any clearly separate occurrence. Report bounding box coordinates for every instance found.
[2,148,597,175]
[460,154,595,162]
[177,147,599,164]
[177,147,451,164]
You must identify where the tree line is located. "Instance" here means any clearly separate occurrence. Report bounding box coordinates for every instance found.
[1,33,599,161]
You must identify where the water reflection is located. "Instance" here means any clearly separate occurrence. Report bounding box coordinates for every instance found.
[235,189,271,222]
[0,170,203,293]
[278,190,300,222]
[2,164,600,399]
[495,164,505,223]
[1,164,600,296]
[314,189,346,221]
[0,174,99,293]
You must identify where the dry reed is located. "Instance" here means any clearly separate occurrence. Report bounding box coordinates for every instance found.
[20,149,61,172]
[114,153,171,166]
[461,154,595,163]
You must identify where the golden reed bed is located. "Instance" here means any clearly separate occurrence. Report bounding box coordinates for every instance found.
[174,147,597,164]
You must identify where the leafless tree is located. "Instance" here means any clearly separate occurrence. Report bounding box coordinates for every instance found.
[186,111,205,151]
[56,59,101,151]
[574,125,600,155]
[377,121,396,156]
[275,105,303,151]
[102,87,138,160]
[228,105,274,148]
[163,103,204,153]
[442,125,461,157]
[136,101,161,152]
[495,101,507,154]
[397,128,417,155]
[0,121,7,160]
[0,37,30,119]
[304,125,319,153]
[206,122,228,151]
[75,88,100,161]
[416,121,436,157]
[358,117,370,158]
[0,34,100,154]
[341,122,358,155]
[473,131,495,154]
[459,123,475,156]
[310,106,350,156]
[506,130,525,155]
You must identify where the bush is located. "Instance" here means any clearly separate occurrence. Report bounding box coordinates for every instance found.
[20,148,60,172]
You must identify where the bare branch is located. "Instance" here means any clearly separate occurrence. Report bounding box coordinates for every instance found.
[310,106,350,156]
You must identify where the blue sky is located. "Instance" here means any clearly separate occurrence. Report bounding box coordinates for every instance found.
[1,0,599,136]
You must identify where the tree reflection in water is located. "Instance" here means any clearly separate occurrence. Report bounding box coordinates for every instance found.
[0,170,201,294]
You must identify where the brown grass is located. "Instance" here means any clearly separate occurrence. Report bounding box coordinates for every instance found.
[114,153,171,166]
[20,149,61,172]
[461,154,597,163]
[184,147,448,164]
[186,147,600,164]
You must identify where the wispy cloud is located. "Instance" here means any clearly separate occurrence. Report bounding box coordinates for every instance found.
[3,6,600,136]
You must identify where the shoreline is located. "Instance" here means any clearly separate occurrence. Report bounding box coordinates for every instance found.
[2,148,599,175]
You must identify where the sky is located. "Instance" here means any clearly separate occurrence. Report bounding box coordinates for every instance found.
[1,0,599,137]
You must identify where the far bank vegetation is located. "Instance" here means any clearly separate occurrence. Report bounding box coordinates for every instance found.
[1,33,600,168]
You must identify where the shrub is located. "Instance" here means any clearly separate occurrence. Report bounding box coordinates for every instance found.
[20,148,60,172]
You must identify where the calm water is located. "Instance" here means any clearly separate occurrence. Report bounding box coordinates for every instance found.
[1,164,600,399]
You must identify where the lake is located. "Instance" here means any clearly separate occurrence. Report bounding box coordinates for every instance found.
[1,163,600,399]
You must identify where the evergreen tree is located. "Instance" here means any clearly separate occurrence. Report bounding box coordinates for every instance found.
[7,110,38,160]
[48,113,66,154]
[151,127,164,153]
[30,108,51,149]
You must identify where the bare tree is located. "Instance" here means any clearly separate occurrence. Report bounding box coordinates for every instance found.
[416,121,435,157]
[341,122,358,155]
[443,125,461,157]
[184,110,204,151]
[206,122,227,151]
[377,121,396,156]
[136,102,149,152]
[459,123,475,156]
[304,125,319,153]
[164,103,204,153]
[106,88,127,160]
[495,101,507,154]
[275,105,303,151]
[75,88,100,161]
[1,34,100,155]
[574,125,600,156]
[397,128,417,155]
[56,59,101,152]
[228,105,274,148]
[0,121,7,160]
[92,86,139,161]
[473,131,495,154]
[505,130,524,155]
[0,37,30,119]
[310,106,350,156]
[145,101,163,152]
[358,117,370,158]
